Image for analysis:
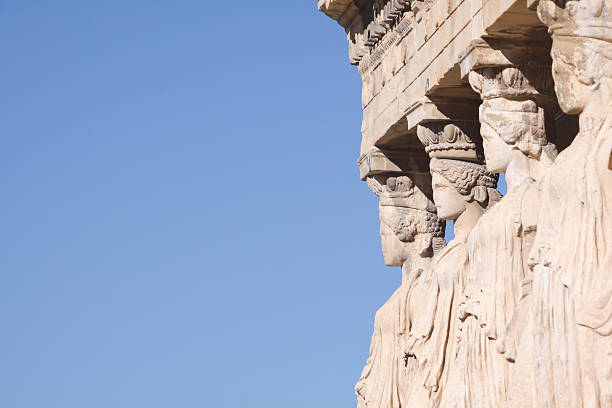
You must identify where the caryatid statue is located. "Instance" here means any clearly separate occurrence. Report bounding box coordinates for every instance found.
[355,148,445,408]
[458,64,559,407]
[515,1,612,406]
[407,121,501,408]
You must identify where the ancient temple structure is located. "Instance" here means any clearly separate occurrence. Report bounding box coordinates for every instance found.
[319,0,612,406]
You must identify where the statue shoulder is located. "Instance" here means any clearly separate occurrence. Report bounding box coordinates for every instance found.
[468,178,536,242]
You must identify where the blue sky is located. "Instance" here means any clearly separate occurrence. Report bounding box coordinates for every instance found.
[1,2,506,407]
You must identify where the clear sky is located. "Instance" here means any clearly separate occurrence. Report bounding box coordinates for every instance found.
[1,2,506,407]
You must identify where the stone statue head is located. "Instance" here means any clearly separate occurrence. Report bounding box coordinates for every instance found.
[429,158,501,220]
[538,0,612,114]
[378,205,444,266]
[417,121,501,220]
[479,98,547,172]
[367,174,445,267]
[469,67,555,172]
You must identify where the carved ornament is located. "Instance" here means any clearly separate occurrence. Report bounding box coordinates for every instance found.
[417,121,483,162]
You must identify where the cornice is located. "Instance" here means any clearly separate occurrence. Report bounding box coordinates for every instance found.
[320,0,412,66]
[318,0,362,26]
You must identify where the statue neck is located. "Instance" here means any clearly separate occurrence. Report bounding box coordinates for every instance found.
[580,80,612,133]
[401,254,431,285]
[505,150,544,190]
[453,201,485,240]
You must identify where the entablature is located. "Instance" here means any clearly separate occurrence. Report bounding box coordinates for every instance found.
[320,0,559,159]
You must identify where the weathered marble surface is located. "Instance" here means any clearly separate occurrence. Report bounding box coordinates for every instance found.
[320,0,612,406]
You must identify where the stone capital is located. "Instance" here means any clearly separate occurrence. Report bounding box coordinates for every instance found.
[417,121,483,163]
[405,97,480,134]
[459,39,552,79]
[358,146,429,181]
[460,39,557,109]
[468,66,557,112]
